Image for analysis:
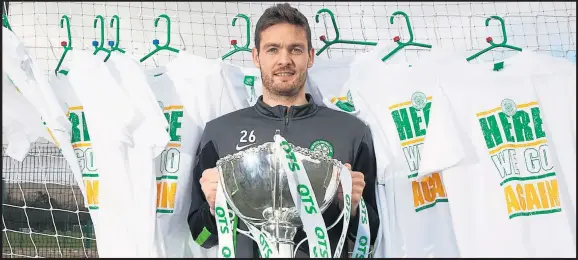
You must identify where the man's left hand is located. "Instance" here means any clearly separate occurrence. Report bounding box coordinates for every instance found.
[337,163,366,217]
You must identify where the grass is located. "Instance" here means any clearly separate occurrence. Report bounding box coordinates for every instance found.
[2,231,97,249]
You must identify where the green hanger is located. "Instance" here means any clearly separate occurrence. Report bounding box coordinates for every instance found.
[466,16,522,62]
[2,13,12,31]
[92,15,111,57]
[314,8,377,56]
[55,15,73,75]
[381,11,432,62]
[140,14,180,63]
[102,14,126,62]
[221,14,252,60]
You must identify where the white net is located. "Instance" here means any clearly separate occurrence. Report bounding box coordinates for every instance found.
[2,1,576,258]
[2,141,97,258]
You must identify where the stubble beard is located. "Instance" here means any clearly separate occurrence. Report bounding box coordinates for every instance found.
[261,69,307,98]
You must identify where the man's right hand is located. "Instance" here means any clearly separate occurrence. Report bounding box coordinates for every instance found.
[200,167,220,216]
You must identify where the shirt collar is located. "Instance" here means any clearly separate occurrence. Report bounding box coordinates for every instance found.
[254,93,319,120]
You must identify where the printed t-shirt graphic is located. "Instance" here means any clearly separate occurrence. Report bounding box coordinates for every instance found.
[477,98,562,218]
[418,51,576,257]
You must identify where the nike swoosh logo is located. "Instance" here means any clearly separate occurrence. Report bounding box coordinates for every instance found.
[236,143,256,151]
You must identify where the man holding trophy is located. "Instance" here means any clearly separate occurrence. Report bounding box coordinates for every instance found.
[188,3,380,258]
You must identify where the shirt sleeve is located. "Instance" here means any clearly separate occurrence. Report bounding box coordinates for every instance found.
[2,28,71,136]
[2,74,48,161]
[347,125,381,246]
[187,124,220,249]
[2,32,86,200]
[417,82,471,178]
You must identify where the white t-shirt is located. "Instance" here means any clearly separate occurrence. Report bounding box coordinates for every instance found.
[418,50,576,257]
[2,73,50,161]
[345,47,462,257]
[50,74,102,236]
[66,50,142,257]
[145,66,206,258]
[2,27,85,201]
[105,53,171,257]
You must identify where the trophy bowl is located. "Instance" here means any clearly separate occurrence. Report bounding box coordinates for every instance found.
[216,141,341,244]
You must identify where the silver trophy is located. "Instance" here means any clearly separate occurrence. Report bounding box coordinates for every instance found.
[216,141,342,257]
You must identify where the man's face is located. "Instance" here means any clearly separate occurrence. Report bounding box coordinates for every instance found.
[252,22,314,97]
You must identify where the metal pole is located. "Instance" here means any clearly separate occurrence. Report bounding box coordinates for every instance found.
[2,177,5,206]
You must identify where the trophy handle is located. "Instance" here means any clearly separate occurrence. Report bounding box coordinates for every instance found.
[235,226,255,241]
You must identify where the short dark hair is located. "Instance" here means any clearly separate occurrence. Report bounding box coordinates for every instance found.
[254,3,312,52]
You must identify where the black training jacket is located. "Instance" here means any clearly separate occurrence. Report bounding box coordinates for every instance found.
[188,94,380,258]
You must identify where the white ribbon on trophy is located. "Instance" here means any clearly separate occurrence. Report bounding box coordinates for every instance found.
[245,219,280,257]
[275,134,332,258]
[216,184,283,258]
[215,182,236,258]
[352,196,371,258]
